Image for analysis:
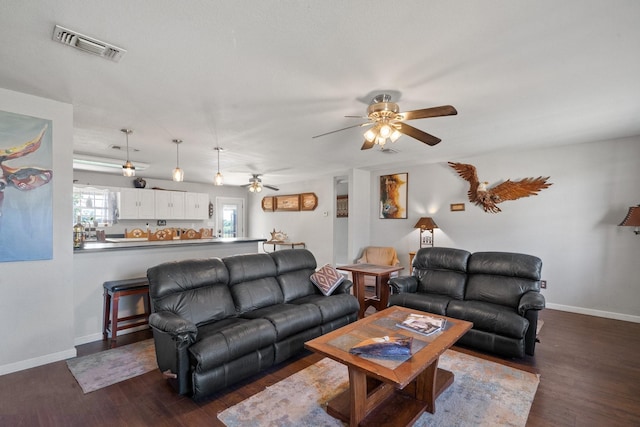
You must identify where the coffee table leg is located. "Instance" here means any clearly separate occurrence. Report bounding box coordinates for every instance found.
[349,368,367,426]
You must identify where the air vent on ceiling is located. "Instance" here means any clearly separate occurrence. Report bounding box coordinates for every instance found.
[52,25,126,62]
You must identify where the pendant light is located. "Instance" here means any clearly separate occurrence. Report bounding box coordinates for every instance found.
[172,139,184,182]
[121,128,135,177]
[214,146,224,186]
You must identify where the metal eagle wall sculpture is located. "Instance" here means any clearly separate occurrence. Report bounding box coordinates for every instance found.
[448,162,552,213]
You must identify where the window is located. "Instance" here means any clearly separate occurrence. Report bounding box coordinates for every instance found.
[73,186,118,226]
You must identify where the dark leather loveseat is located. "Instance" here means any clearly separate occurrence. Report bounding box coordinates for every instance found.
[389,247,545,358]
[147,249,359,399]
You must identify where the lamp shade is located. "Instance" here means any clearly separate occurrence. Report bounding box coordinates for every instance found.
[414,217,438,230]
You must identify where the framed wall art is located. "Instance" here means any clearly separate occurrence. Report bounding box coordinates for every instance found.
[379,172,408,219]
[0,110,53,262]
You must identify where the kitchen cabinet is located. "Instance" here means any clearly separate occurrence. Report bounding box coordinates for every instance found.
[118,189,155,219]
[185,192,210,220]
[155,190,185,219]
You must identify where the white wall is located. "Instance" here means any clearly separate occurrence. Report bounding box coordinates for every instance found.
[248,177,335,266]
[0,88,74,375]
[370,136,640,322]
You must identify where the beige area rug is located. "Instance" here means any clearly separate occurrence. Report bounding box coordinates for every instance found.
[66,339,158,393]
[218,350,539,427]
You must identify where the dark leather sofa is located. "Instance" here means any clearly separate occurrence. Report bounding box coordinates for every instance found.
[388,247,545,358]
[147,249,359,399]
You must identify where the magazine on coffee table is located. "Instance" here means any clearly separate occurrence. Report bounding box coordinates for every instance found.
[396,313,447,336]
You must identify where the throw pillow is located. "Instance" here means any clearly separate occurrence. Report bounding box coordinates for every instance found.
[310,264,345,296]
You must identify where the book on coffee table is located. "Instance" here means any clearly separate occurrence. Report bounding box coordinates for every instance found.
[396,313,447,336]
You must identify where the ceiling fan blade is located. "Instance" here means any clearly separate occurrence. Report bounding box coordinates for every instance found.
[264,185,279,191]
[395,122,441,146]
[400,105,457,121]
[312,122,373,139]
[361,140,375,150]
[344,115,369,119]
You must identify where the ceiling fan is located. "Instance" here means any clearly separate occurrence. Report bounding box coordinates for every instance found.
[312,93,457,150]
[240,174,279,193]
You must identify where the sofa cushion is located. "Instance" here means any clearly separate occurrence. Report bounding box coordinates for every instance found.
[292,293,359,322]
[242,303,322,340]
[388,292,450,315]
[271,249,319,301]
[189,317,277,371]
[466,252,542,308]
[310,264,345,296]
[413,247,470,300]
[224,253,284,312]
[447,300,529,339]
[147,258,235,326]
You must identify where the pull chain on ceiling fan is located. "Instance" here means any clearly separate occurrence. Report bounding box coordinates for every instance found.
[313,93,457,150]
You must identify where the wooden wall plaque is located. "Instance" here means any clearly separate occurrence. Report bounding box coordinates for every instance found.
[275,194,301,211]
[300,193,318,211]
[261,196,274,211]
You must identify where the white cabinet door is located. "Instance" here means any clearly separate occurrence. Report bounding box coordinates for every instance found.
[118,189,156,219]
[138,189,156,219]
[155,191,185,219]
[185,192,210,219]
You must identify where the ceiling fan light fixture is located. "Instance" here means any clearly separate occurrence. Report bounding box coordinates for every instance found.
[172,139,184,182]
[120,128,135,177]
[364,128,377,143]
[379,124,392,139]
[390,129,402,142]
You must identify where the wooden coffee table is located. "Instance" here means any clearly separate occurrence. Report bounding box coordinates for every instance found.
[336,263,404,318]
[305,306,473,427]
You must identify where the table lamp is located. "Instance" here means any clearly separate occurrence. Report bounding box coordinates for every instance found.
[414,217,438,247]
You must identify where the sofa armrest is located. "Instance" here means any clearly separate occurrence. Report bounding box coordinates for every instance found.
[518,291,545,316]
[388,276,418,294]
[149,311,198,342]
[149,311,197,395]
[334,279,353,294]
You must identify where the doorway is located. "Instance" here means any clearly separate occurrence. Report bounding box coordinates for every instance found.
[216,197,245,238]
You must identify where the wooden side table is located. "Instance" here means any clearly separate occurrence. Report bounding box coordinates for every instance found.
[409,251,416,272]
[336,263,404,318]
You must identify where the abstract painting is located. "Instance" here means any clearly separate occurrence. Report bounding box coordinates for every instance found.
[379,173,407,219]
[0,110,53,262]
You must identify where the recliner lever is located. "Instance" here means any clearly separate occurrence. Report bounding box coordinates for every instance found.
[163,369,177,379]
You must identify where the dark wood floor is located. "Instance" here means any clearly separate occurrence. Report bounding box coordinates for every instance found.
[1,308,639,426]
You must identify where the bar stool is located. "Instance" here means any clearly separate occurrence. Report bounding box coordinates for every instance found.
[102,277,151,347]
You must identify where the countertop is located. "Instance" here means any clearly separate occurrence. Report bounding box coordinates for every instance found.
[74,237,266,253]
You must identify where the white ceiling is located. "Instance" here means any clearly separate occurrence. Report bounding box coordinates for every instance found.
[1,1,639,187]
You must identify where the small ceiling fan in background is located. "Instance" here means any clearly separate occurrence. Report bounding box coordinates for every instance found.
[241,174,279,193]
[313,93,457,150]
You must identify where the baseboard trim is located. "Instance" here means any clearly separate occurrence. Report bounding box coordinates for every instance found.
[74,325,150,346]
[547,303,640,324]
[0,347,77,376]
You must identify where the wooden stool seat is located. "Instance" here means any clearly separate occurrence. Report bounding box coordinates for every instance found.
[102,278,151,347]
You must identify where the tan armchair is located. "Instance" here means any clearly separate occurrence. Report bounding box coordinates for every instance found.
[357,246,400,299]
[357,246,400,267]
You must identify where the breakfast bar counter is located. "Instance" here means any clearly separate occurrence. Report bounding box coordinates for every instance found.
[75,237,266,253]
[73,237,266,346]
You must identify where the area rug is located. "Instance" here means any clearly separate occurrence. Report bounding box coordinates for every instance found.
[218,350,539,427]
[66,339,158,393]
